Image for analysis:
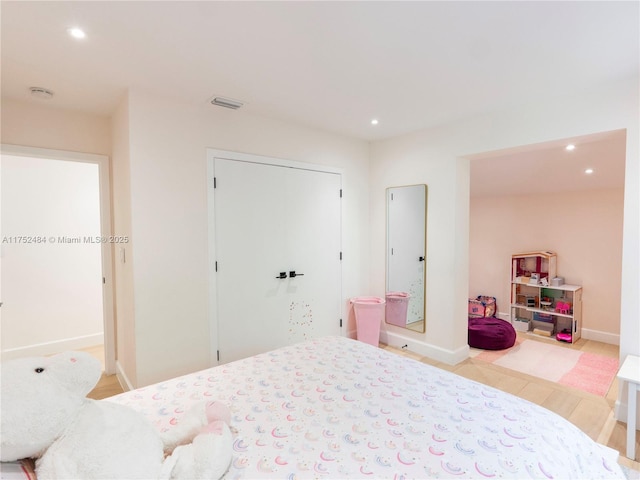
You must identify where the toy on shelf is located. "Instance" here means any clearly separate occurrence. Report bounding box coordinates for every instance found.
[556,329,572,342]
[540,297,553,310]
[556,301,571,315]
[511,251,557,285]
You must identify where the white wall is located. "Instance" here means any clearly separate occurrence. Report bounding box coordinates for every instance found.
[111,94,137,388]
[370,76,639,365]
[370,75,639,425]
[1,155,103,358]
[370,133,472,360]
[0,98,111,156]
[116,90,371,387]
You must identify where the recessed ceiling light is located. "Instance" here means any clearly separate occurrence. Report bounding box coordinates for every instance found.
[371,119,379,125]
[585,168,594,174]
[67,27,86,39]
[29,87,54,100]
[565,144,576,151]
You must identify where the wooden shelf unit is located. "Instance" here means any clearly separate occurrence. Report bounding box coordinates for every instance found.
[511,250,557,285]
[510,252,582,343]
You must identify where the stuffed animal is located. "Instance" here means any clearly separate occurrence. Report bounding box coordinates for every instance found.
[0,351,233,479]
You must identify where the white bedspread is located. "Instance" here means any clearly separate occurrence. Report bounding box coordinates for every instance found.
[108,336,624,479]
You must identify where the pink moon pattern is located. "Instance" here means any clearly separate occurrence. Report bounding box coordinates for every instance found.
[107,336,624,479]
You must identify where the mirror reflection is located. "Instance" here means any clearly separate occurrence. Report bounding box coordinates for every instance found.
[386,184,427,332]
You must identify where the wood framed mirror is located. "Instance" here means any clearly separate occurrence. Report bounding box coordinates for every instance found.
[386,184,427,332]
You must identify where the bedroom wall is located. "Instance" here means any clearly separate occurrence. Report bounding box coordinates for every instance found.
[0,98,111,155]
[0,99,112,357]
[118,90,371,387]
[469,188,624,343]
[369,75,639,368]
[110,94,137,388]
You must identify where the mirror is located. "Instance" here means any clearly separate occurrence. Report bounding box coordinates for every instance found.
[386,184,427,332]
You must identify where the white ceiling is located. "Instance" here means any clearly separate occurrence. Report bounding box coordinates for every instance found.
[470,129,627,197]
[1,1,638,143]
[0,1,635,195]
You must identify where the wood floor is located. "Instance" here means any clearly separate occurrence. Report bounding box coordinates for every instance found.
[83,334,639,471]
[79,344,124,400]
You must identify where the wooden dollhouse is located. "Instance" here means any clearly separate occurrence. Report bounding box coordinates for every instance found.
[510,251,582,343]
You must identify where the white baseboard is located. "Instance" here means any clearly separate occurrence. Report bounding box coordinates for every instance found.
[581,328,620,345]
[614,398,640,430]
[615,399,623,422]
[115,360,134,392]
[1,333,104,362]
[380,330,469,365]
[348,328,468,365]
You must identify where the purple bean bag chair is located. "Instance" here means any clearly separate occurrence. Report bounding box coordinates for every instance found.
[468,316,516,350]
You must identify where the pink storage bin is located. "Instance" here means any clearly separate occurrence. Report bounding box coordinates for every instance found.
[385,292,411,327]
[350,297,385,347]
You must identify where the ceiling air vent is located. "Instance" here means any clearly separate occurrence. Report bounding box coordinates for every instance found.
[29,87,54,99]
[211,97,243,110]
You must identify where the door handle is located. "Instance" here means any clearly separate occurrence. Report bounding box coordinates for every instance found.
[276,272,287,279]
[419,256,425,262]
[289,271,304,278]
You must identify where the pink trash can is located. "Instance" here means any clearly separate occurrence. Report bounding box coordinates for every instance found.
[385,292,411,327]
[350,297,385,347]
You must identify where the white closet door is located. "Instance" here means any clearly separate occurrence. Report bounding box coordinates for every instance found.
[284,167,341,344]
[213,158,341,363]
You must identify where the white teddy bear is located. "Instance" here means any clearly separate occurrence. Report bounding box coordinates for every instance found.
[0,351,233,479]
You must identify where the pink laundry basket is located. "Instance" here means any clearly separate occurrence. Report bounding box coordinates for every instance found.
[385,292,411,327]
[350,297,385,347]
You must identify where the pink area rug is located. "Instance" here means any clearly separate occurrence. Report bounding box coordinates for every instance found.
[474,339,619,397]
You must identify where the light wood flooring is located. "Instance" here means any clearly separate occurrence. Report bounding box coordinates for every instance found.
[79,344,124,400]
[83,335,639,471]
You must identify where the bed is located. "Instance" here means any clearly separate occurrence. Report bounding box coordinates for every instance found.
[1,336,626,479]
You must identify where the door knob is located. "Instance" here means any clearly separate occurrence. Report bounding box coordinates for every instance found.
[275,272,287,279]
[289,271,304,278]
[418,256,425,262]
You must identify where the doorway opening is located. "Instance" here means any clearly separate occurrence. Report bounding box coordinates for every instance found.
[0,145,115,373]
[466,129,626,356]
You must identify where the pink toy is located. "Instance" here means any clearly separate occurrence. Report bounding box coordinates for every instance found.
[556,301,571,315]
[556,329,572,342]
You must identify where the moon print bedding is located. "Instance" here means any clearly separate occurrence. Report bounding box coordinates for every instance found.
[1,336,625,479]
[110,336,623,479]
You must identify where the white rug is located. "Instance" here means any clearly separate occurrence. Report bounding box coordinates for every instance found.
[490,339,582,382]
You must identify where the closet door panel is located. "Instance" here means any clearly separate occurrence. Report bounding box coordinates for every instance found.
[214,159,288,363]
[284,167,341,344]
[213,158,341,363]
